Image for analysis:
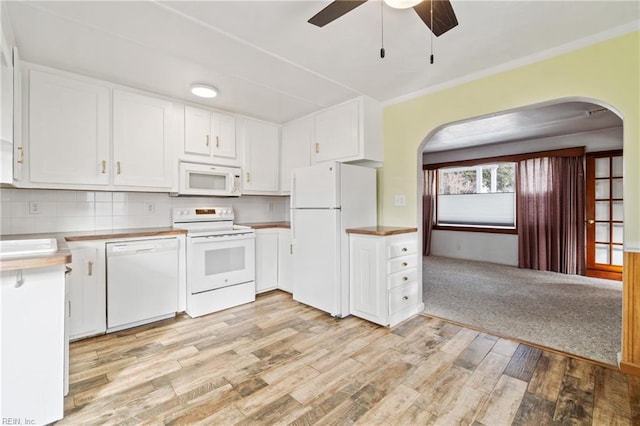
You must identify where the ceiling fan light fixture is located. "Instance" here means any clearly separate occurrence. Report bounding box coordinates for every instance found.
[190,83,218,98]
[383,0,422,9]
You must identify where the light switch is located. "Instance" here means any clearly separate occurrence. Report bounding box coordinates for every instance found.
[394,194,406,207]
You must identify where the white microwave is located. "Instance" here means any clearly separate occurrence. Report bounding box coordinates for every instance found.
[176,162,241,196]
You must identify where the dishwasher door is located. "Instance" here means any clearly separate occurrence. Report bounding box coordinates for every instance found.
[106,238,179,332]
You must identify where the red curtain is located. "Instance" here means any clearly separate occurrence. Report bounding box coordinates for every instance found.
[423,169,436,255]
[517,156,585,274]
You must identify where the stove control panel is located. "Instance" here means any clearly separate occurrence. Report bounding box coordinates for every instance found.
[172,207,234,222]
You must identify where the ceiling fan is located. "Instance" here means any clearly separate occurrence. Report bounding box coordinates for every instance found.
[308,0,459,37]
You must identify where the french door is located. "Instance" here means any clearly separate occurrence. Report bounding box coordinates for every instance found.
[585,151,623,280]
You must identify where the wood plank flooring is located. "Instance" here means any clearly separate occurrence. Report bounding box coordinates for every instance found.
[61,291,640,425]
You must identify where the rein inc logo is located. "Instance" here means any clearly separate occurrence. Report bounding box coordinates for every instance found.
[1,419,35,425]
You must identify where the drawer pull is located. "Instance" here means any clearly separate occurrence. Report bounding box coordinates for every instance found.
[402,247,407,252]
[88,261,94,276]
[402,262,408,267]
[402,276,408,281]
[402,296,409,301]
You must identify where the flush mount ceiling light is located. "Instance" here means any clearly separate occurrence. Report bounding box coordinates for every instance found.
[383,0,422,9]
[190,83,218,98]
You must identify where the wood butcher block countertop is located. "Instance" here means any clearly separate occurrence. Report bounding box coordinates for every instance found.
[345,226,418,236]
[0,227,185,271]
[239,222,291,229]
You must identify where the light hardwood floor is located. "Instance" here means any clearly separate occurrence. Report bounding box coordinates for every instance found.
[61,291,640,425]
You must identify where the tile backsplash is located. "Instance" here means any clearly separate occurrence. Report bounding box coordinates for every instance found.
[0,188,289,235]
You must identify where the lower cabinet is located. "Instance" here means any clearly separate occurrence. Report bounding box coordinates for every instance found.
[1,265,66,424]
[277,228,293,293]
[349,231,422,327]
[67,240,106,340]
[255,228,279,293]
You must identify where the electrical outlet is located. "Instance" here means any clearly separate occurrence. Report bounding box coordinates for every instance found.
[145,202,155,214]
[29,201,41,215]
[394,194,406,207]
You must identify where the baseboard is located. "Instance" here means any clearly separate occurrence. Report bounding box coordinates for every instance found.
[619,360,640,376]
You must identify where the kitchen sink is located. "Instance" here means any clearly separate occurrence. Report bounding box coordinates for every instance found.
[0,238,58,258]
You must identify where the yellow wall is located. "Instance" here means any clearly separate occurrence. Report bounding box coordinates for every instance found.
[382,31,640,251]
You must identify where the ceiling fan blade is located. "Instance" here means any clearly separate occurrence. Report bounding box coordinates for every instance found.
[414,0,458,37]
[308,0,368,27]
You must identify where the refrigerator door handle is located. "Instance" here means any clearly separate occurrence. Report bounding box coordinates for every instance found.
[291,209,296,242]
[290,173,296,209]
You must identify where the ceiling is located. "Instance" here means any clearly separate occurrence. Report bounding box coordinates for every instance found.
[4,1,639,125]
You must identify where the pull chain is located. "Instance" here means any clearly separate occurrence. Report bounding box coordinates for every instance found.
[430,0,434,64]
[380,0,385,58]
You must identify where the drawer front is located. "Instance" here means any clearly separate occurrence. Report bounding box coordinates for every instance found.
[388,255,417,274]
[387,238,417,259]
[388,268,417,289]
[389,282,419,315]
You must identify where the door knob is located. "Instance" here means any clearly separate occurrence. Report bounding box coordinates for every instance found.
[586,219,595,225]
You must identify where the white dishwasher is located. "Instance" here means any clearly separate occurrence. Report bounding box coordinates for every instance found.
[106,238,179,332]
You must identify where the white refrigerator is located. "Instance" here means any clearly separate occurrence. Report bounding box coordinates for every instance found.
[291,162,376,317]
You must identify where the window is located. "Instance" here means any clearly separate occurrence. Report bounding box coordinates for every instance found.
[437,162,516,229]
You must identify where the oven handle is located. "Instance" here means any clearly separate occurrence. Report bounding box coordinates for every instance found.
[188,234,255,243]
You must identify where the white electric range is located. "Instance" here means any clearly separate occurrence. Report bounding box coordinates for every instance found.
[172,207,256,317]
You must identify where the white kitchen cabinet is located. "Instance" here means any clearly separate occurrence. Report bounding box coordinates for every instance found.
[277,228,293,293]
[184,105,211,156]
[67,241,106,340]
[182,106,238,165]
[280,117,311,193]
[28,69,111,186]
[255,228,279,293]
[241,118,280,194]
[113,89,173,189]
[1,35,13,184]
[349,230,422,327]
[1,265,66,424]
[312,96,382,167]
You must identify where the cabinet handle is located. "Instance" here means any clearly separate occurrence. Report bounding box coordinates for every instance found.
[16,146,24,164]
[101,160,106,174]
[206,135,210,147]
[402,262,408,267]
[68,300,71,317]
[88,261,94,276]
[403,276,408,281]
[401,247,407,252]
[290,244,293,255]
[116,161,121,175]
[14,269,24,288]
[246,172,251,183]
[216,136,220,148]
[402,296,409,301]
[315,143,319,154]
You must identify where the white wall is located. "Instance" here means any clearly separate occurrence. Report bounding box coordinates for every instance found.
[430,230,519,266]
[0,188,289,235]
[424,127,623,264]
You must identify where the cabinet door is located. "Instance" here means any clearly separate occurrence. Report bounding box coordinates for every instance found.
[313,99,359,163]
[184,105,212,156]
[1,37,13,184]
[211,111,236,159]
[350,236,387,325]
[277,228,293,293]
[280,118,311,193]
[113,89,173,189]
[29,70,110,185]
[68,243,106,340]
[255,229,279,293]
[242,119,280,193]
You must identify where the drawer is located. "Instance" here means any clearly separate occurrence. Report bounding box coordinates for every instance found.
[387,239,417,259]
[389,282,419,315]
[388,268,417,289]
[388,255,417,274]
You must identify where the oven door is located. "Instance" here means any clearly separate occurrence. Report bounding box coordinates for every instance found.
[187,233,255,293]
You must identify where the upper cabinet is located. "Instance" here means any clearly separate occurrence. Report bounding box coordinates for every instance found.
[112,89,173,189]
[183,105,238,166]
[240,118,280,194]
[22,65,176,191]
[280,117,311,194]
[0,36,14,184]
[311,97,382,167]
[28,69,111,186]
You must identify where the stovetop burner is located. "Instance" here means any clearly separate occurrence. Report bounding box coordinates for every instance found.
[172,207,253,237]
